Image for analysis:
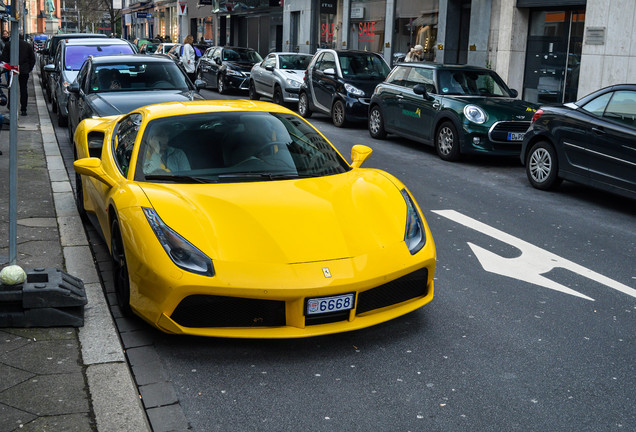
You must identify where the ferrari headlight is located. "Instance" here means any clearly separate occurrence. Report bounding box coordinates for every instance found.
[286,78,301,88]
[142,207,214,276]
[401,189,425,255]
[463,105,487,124]
[344,83,365,97]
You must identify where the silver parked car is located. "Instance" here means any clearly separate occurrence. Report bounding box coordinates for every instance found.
[249,52,313,104]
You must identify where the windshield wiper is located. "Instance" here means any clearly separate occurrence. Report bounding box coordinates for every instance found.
[217,172,314,182]
[144,174,213,183]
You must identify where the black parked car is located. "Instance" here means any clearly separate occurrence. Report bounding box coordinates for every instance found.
[66,55,205,136]
[521,84,636,199]
[196,46,262,94]
[298,49,390,127]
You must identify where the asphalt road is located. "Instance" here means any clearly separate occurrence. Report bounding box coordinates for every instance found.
[53,86,635,431]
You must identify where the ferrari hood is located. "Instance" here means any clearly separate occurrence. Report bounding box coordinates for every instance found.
[87,90,204,117]
[138,170,409,264]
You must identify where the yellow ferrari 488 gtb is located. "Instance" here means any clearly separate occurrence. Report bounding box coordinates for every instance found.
[73,100,436,338]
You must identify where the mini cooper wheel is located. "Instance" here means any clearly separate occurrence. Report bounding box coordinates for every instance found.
[217,75,227,94]
[526,141,562,190]
[111,218,133,316]
[332,99,347,128]
[436,121,461,161]
[368,106,387,139]
[298,92,312,118]
[249,80,260,100]
[273,85,284,105]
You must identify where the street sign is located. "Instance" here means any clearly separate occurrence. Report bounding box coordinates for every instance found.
[178,1,187,15]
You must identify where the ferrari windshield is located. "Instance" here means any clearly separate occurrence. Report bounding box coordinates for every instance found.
[64,44,135,70]
[134,112,351,183]
[437,69,512,97]
[89,62,191,93]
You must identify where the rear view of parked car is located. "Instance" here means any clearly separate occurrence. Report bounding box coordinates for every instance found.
[249,52,313,104]
[368,63,539,161]
[521,84,636,199]
[298,49,390,127]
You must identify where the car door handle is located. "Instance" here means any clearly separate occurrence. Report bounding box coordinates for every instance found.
[396,94,403,99]
[432,102,441,109]
[592,127,606,135]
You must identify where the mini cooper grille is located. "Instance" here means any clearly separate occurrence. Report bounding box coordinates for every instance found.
[171,295,286,328]
[488,121,531,143]
[356,267,429,315]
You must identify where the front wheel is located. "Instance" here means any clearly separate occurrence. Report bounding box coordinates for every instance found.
[332,99,347,128]
[435,121,461,161]
[298,92,312,118]
[273,85,284,105]
[249,80,260,100]
[526,141,562,190]
[57,106,68,127]
[368,106,387,139]
[217,75,227,94]
[111,218,133,316]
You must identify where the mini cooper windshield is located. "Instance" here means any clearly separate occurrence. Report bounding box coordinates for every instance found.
[134,112,351,183]
[438,69,512,97]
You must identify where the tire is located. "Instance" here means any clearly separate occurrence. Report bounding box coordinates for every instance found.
[435,121,461,161]
[298,92,312,118]
[368,105,387,139]
[57,107,68,127]
[217,74,227,95]
[111,218,133,316]
[332,99,347,128]
[272,85,283,105]
[526,140,562,190]
[249,80,260,100]
[75,172,88,221]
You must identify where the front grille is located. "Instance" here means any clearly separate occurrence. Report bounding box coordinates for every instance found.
[356,267,429,315]
[488,121,531,143]
[171,295,286,328]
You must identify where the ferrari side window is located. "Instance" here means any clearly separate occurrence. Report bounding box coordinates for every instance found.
[114,113,142,177]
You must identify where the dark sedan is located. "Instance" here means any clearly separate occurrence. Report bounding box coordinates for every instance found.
[196,46,262,94]
[66,55,205,136]
[368,63,538,161]
[521,84,636,199]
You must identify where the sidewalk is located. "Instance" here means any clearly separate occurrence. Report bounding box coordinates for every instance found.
[0,72,150,431]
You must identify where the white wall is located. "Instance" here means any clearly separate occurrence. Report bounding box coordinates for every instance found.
[283,0,314,54]
[578,0,636,98]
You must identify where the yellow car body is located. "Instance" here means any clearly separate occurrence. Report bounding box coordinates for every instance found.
[73,100,436,338]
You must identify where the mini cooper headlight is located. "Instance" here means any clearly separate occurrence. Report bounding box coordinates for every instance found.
[463,105,487,124]
[286,78,301,88]
[344,83,365,97]
[401,189,425,255]
[143,207,214,276]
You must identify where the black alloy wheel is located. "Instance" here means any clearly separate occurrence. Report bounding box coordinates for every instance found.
[298,92,312,118]
[249,80,260,100]
[217,74,227,94]
[273,85,284,105]
[111,218,133,316]
[435,121,461,161]
[526,140,563,190]
[332,99,347,128]
[368,106,387,139]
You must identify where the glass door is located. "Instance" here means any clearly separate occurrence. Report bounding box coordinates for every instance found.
[523,9,585,104]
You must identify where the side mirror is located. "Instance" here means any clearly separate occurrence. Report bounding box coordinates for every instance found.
[215,58,222,65]
[265,66,274,71]
[323,68,336,76]
[68,82,80,94]
[413,84,434,100]
[509,88,519,98]
[194,79,206,90]
[74,158,116,188]
[350,144,373,168]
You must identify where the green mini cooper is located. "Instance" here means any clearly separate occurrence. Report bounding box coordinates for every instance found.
[368,63,539,161]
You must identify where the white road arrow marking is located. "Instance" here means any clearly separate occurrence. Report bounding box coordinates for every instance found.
[432,209,636,301]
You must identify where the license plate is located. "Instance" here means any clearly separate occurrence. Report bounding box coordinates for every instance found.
[508,132,525,141]
[306,293,355,315]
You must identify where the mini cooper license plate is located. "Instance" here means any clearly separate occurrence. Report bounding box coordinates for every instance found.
[306,293,355,315]
[507,132,525,141]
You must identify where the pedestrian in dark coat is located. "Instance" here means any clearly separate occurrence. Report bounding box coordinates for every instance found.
[0,34,36,116]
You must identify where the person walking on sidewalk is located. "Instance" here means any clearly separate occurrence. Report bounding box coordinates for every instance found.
[181,35,196,83]
[0,34,36,116]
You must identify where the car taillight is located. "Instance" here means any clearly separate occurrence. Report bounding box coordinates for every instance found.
[531,109,543,123]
